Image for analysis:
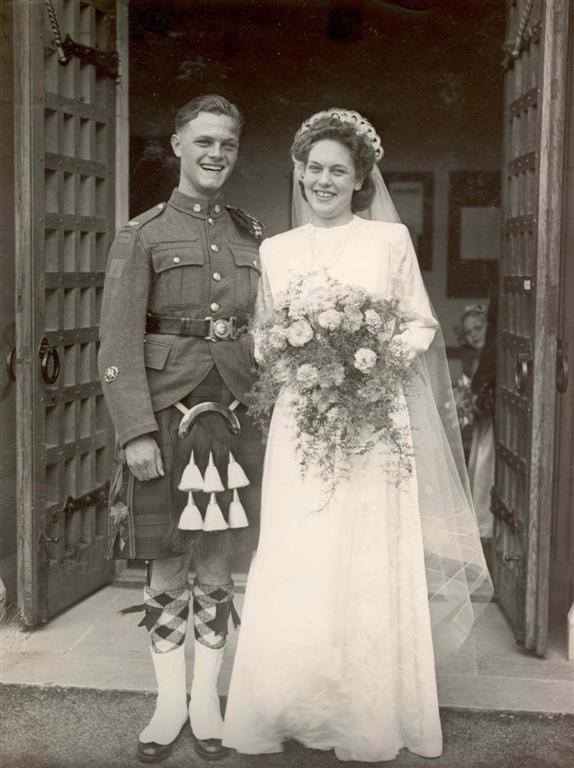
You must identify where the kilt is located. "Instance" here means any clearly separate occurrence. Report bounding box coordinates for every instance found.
[107,368,263,561]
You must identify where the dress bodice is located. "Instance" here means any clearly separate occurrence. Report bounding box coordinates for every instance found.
[258,216,438,360]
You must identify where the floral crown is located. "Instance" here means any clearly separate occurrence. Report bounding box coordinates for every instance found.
[295,108,384,161]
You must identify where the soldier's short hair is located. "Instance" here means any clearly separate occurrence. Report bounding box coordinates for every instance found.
[175,95,244,134]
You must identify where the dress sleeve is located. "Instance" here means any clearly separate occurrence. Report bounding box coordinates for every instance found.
[252,239,275,364]
[391,225,438,361]
[98,227,159,446]
[254,239,274,323]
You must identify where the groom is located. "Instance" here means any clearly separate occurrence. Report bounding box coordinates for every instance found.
[99,94,264,762]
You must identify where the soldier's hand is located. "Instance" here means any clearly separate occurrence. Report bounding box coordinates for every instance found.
[125,436,165,482]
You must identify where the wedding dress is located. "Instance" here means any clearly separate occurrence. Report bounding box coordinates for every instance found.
[468,419,495,538]
[223,216,489,761]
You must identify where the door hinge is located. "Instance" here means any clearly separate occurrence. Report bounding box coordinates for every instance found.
[56,483,110,520]
[491,487,525,535]
[59,36,120,81]
[45,0,120,81]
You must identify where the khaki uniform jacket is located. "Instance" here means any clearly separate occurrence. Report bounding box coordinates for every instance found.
[98,189,262,447]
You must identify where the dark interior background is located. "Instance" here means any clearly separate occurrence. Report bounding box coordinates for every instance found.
[128,0,505,341]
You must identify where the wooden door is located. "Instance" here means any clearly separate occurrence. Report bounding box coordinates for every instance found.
[14,0,119,626]
[550,0,574,620]
[492,0,569,654]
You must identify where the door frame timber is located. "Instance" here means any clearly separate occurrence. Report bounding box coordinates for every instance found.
[527,0,569,654]
[13,0,46,625]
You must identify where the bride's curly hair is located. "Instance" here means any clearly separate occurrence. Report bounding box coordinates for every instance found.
[291,116,377,212]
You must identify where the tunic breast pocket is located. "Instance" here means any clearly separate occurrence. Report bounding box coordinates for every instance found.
[150,243,206,311]
[231,246,262,312]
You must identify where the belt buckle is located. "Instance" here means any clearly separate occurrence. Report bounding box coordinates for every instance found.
[206,316,235,341]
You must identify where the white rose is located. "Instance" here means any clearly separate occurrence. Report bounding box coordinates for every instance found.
[354,347,378,373]
[287,297,308,320]
[321,362,346,387]
[340,285,364,307]
[286,319,314,347]
[317,309,344,330]
[296,363,320,389]
[365,309,382,333]
[313,297,335,313]
[343,306,363,332]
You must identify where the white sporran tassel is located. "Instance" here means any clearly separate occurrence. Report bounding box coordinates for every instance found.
[203,452,224,493]
[227,452,250,489]
[203,493,229,531]
[178,450,204,492]
[178,491,203,531]
[228,489,249,529]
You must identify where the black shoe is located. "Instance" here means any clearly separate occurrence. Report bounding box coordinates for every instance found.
[137,739,176,764]
[137,721,187,764]
[192,733,230,761]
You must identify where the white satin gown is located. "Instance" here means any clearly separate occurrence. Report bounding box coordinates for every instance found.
[223,218,444,761]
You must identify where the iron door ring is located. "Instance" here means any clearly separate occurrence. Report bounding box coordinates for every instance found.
[514,352,530,394]
[40,345,60,385]
[6,347,16,382]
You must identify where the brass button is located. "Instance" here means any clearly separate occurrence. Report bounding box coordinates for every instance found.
[193,203,202,213]
[172,256,181,264]
[252,260,258,266]
[213,272,221,281]
[210,302,220,312]
[214,204,221,213]
[207,217,215,226]
[210,244,219,253]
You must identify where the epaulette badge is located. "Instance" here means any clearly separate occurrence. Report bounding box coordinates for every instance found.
[127,202,167,229]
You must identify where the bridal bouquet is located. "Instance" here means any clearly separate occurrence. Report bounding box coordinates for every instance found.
[248,273,414,493]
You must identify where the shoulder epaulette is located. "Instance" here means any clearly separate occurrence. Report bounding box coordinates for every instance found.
[226,205,265,241]
[126,202,167,230]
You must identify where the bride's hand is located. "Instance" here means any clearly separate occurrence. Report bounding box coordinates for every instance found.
[252,329,268,366]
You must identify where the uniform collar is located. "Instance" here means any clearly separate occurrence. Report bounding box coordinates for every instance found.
[168,188,226,219]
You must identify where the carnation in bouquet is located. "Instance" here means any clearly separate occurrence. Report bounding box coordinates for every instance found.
[248,272,415,497]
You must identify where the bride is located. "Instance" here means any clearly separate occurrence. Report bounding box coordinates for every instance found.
[222,109,491,762]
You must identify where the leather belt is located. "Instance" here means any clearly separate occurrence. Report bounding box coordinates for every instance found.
[146,313,249,341]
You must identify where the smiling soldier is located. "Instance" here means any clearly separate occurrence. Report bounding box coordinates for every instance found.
[98,95,264,763]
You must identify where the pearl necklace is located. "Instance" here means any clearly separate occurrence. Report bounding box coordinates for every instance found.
[308,217,355,272]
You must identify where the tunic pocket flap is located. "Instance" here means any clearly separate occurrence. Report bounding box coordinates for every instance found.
[232,247,261,272]
[144,339,171,370]
[152,246,204,273]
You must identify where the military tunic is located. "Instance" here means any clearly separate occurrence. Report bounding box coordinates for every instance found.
[99,189,264,559]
